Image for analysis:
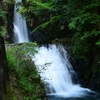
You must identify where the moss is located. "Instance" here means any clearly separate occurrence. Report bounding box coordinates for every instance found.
[6,43,46,99]
[3,81,14,100]
[84,70,91,80]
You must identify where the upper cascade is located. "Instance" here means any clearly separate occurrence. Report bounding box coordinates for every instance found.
[13,0,29,43]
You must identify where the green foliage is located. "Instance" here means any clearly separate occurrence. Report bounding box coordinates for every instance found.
[27,0,52,9]
[96,40,100,45]
[11,42,37,58]
[6,42,42,99]
[0,8,7,17]
[13,97,17,100]
[33,16,60,32]
[3,0,12,3]
[17,0,100,59]
[0,26,6,37]
[19,0,52,17]
[6,48,17,71]
[0,7,7,37]
[68,0,100,58]
[19,6,27,14]
[7,42,38,69]
[19,0,62,33]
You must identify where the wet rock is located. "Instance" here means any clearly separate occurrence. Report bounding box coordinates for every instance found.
[30,30,44,42]
[31,75,40,83]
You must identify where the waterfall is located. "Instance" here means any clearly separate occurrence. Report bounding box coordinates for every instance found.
[33,44,96,98]
[13,0,29,43]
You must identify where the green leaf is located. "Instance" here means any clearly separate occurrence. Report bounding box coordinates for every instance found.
[96,40,100,45]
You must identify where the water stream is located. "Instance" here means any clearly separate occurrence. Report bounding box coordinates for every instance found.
[13,0,29,43]
[13,1,98,99]
[33,44,98,100]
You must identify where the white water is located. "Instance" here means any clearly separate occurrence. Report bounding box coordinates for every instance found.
[13,0,29,43]
[33,44,96,98]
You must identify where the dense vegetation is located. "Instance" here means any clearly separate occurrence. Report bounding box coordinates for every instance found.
[0,1,7,37]
[0,0,100,98]
[6,42,44,100]
[18,0,100,59]
[0,0,99,59]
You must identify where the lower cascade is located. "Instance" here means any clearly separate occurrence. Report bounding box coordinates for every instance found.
[32,44,97,99]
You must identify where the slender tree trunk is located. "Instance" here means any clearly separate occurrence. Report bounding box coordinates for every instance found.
[0,36,9,98]
[0,74,2,100]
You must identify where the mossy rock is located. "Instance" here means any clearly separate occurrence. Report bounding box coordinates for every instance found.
[3,81,14,100]
[31,75,40,83]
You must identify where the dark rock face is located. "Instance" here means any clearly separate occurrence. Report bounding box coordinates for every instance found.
[88,50,100,92]
[88,72,100,91]
[6,3,14,43]
[29,30,44,42]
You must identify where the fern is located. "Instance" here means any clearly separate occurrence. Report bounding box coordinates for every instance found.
[96,40,100,45]
[0,26,6,37]
[27,0,52,9]
[68,0,100,58]
[33,16,60,32]
[0,8,7,17]
[0,7,6,36]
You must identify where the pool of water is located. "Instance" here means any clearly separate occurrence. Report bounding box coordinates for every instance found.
[42,93,100,100]
[42,95,99,100]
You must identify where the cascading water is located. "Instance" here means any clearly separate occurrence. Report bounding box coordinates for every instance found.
[33,44,97,99]
[13,0,29,43]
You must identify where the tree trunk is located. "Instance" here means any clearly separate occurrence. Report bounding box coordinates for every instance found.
[0,36,9,99]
